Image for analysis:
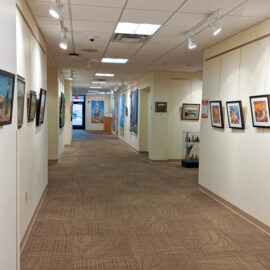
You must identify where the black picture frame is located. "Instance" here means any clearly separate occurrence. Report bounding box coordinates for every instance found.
[28,91,37,122]
[0,69,15,126]
[17,75,26,129]
[155,102,167,113]
[250,95,270,128]
[181,103,200,120]
[36,88,47,126]
[226,100,245,129]
[210,101,224,128]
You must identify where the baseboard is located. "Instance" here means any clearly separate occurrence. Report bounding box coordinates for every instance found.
[199,184,270,235]
[48,159,58,164]
[20,185,48,251]
[168,159,181,163]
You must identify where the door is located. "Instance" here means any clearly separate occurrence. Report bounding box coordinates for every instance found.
[72,102,85,129]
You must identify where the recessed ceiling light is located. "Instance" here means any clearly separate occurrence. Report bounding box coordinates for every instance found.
[89,86,102,89]
[115,22,161,36]
[95,73,115,77]
[92,81,106,84]
[102,58,128,64]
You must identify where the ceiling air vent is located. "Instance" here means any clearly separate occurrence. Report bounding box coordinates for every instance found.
[112,33,150,44]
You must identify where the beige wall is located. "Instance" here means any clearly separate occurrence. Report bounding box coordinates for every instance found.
[199,18,270,227]
[115,71,202,159]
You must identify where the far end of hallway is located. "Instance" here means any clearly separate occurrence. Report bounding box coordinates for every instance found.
[21,130,270,270]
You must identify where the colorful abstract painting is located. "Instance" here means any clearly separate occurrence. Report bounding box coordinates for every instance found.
[119,94,125,136]
[130,89,138,134]
[28,91,36,122]
[226,101,244,129]
[182,104,200,120]
[112,97,117,132]
[17,77,25,128]
[210,101,224,128]
[91,100,104,123]
[0,70,15,126]
[59,92,66,128]
[250,95,270,128]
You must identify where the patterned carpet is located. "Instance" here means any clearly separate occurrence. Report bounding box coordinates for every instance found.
[21,130,270,270]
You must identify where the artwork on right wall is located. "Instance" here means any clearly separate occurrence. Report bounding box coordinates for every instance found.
[210,101,224,128]
[250,95,270,128]
[119,94,125,136]
[130,89,138,134]
[226,100,245,129]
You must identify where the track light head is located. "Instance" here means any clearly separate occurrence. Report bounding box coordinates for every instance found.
[49,1,62,19]
[59,28,68,50]
[207,10,222,36]
[187,36,197,50]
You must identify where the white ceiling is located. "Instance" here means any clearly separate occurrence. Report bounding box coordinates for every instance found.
[27,0,270,93]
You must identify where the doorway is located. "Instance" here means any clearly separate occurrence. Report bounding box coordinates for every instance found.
[72,95,85,129]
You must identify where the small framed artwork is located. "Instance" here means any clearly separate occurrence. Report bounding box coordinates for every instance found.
[0,69,15,126]
[155,102,167,113]
[17,76,26,129]
[28,91,37,122]
[250,95,270,128]
[226,101,244,129]
[59,92,66,128]
[210,101,224,128]
[125,106,128,116]
[182,104,200,120]
[36,88,47,126]
[201,99,209,119]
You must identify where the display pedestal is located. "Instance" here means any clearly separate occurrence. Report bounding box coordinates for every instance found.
[182,160,199,168]
[104,117,112,134]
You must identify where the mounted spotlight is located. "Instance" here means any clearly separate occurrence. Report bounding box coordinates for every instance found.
[49,0,63,19]
[208,10,222,36]
[186,33,197,50]
[59,29,68,50]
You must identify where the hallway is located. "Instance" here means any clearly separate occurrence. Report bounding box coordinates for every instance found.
[21,131,270,270]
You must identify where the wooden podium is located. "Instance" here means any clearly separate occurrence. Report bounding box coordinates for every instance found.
[104,117,113,134]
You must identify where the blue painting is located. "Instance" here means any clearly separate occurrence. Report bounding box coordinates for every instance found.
[91,100,104,123]
[112,97,117,132]
[0,70,15,126]
[130,89,138,134]
[119,94,125,136]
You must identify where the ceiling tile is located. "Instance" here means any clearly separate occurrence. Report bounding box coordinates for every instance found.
[71,0,125,8]
[166,12,206,27]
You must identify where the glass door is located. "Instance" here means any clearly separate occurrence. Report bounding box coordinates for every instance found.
[72,102,85,129]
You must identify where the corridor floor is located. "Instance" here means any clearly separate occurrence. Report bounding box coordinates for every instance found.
[21,131,270,270]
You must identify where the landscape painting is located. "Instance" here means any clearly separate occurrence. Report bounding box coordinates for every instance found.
[210,101,224,128]
[0,70,15,126]
[155,102,167,113]
[182,103,200,120]
[130,90,138,134]
[17,76,25,128]
[250,95,270,128]
[36,88,47,126]
[28,91,37,122]
[59,92,66,128]
[226,101,244,129]
[119,94,125,136]
[91,100,104,123]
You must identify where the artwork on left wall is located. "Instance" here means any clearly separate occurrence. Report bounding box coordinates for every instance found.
[36,88,47,126]
[28,91,37,122]
[0,69,15,126]
[210,101,224,128]
[91,100,104,123]
[181,104,200,120]
[119,94,125,136]
[17,76,25,128]
[130,89,138,134]
[59,92,66,128]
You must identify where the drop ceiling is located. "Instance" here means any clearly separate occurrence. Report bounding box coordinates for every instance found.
[27,0,270,94]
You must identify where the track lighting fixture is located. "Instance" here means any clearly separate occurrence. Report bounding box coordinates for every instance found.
[59,29,68,50]
[207,10,222,36]
[49,0,63,19]
[186,34,197,50]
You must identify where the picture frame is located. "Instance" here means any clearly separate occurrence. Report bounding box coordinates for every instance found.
[210,101,224,128]
[226,100,245,129]
[28,91,37,122]
[0,69,15,126]
[59,92,66,128]
[201,99,209,119]
[181,103,200,120]
[250,95,270,128]
[17,75,26,129]
[36,88,47,126]
[155,102,167,113]
[130,89,138,134]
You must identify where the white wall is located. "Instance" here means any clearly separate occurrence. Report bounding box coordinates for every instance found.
[0,1,17,269]
[85,94,110,131]
[199,18,270,227]
[16,7,48,242]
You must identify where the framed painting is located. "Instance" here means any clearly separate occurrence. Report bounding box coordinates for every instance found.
[226,101,244,129]
[250,95,270,128]
[28,91,37,122]
[201,99,209,119]
[59,92,66,128]
[155,102,167,113]
[182,103,200,120]
[0,69,15,126]
[91,100,104,123]
[119,94,125,136]
[36,88,47,126]
[210,101,224,128]
[17,75,26,128]
[130,89,138,134]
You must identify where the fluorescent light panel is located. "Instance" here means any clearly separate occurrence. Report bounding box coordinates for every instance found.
[102,58,128,64]
[95,73,115,77]
[92,81,106,84]
[89,86,102,89]
[115,22,161,36]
